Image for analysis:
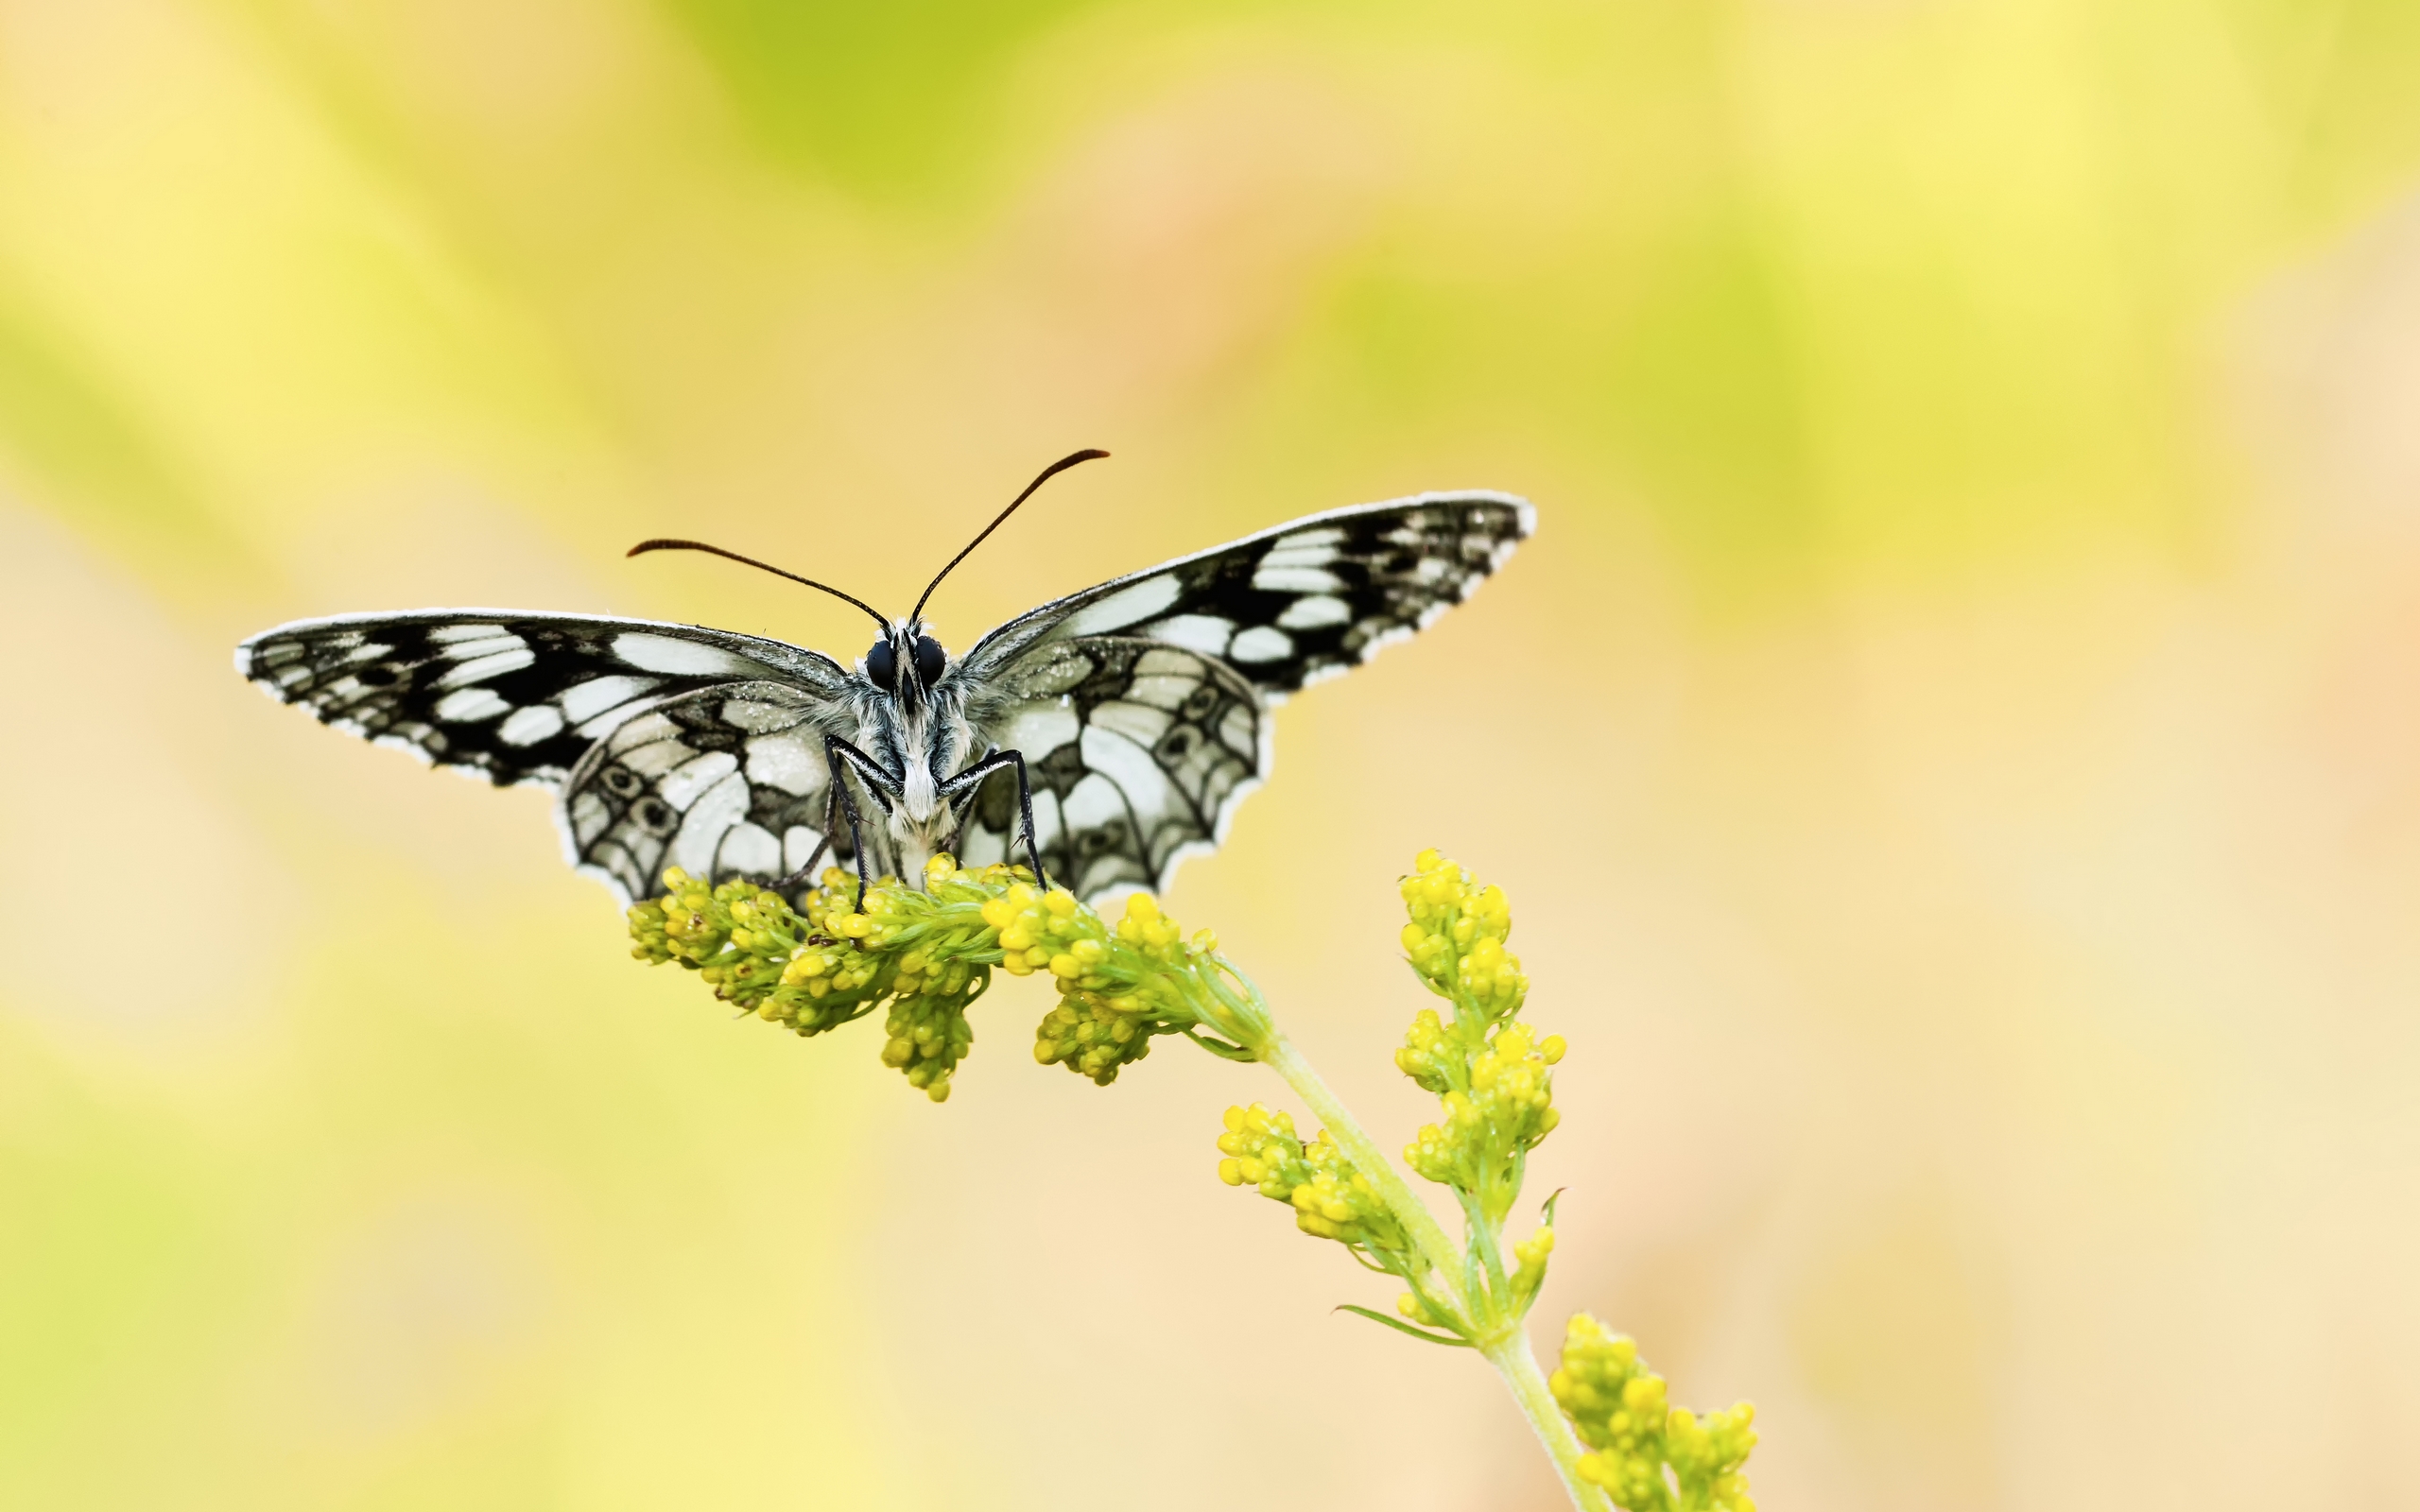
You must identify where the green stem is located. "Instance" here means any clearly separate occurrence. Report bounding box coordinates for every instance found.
[1254,1029,1612,1512]
[1482,1327,1617,1512]
[1256,1030,1467,1296]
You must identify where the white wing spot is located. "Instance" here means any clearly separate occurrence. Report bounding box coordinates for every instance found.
[1136,647,1212,679]
[561,674,664,724]
[718,696,805,734]
[1258,544,1339,572]
[745,732,823,795]
[1061,575,1183,636]
[1276,527,1345,551]
[435,646,536,687]
[659,750,741,809]
[1253,564,1344,594]
[438,634,526,662]
[569,790,612,845]
[1092,700,1172,748]
[672,772,751,873]
[1003,705,1080,755]
[717,822,782,878]
[1062,772,1128,832]
[434,687,510,723]
[428,623,510,644]
[612,632,759,676]
[610,717,696,777]
[1275,594,1351,629]
[499,705,565,746]
[1123,674,1200,713]
[1229,626,1294,663]
[1219,704,1256,755]
[1141,614,1234,656]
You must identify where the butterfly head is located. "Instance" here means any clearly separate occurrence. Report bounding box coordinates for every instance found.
[864,622,948,700]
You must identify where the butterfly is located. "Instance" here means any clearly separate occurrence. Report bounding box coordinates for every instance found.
[235,451,1534,908]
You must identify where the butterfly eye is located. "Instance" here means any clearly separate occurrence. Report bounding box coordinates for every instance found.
[913,636,946,686]
[865,638,897,691]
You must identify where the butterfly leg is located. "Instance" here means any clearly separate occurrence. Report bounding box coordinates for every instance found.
[822,735,905,910]
[940,749,1051,894]
[774,785,838,896]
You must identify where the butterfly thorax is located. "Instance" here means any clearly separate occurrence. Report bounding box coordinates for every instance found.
[853,627,979,883]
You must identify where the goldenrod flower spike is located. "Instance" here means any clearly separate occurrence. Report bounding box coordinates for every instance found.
[629,857,1270,1098]
[626,849,1756,1512]
[1551,1314,1758,1512]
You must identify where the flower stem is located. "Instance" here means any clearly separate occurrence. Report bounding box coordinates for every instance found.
[1256,1030,1466,1291]
[1481,1327,1616,1512]
[1254,1028,1611,1512]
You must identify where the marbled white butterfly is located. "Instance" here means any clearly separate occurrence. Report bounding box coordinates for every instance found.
[236,453,1534,906]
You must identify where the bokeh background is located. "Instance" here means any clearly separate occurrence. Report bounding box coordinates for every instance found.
[4,1,2418,1507]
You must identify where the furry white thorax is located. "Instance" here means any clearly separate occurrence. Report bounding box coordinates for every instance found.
[854,627,977,885]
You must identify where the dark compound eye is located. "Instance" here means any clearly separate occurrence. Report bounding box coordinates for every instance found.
[864,638,896,691]
[913,636,945,686]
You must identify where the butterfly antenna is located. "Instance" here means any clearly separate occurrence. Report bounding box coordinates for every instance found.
[627,539,893,634]
[908,448,1110,627]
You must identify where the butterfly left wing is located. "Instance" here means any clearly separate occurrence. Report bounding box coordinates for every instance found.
[950,490,1533,702]
[951,637,1263,902]
[944,490,1531,902]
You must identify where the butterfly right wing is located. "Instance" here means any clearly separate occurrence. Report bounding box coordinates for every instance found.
[235,609,852,786]
[562,681,857,904]
[236,609,858,902]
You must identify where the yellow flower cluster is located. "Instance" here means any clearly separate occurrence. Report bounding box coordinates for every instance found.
[1398,848,1528,1021]
[1215,1103,1411,1255]
[1388,852,1566,1234]
[628,858,1028,1099]
[1509,1224,1555,1309]
[1550,1314,1757,1512]
[629,867,886,1032]
[1006,889,1254,1084]
[1402,1022,1566,1189]
[881,961,985,1101]
[629,856,1263,1098]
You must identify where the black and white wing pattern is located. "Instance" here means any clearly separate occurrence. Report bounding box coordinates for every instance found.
[950,491,1531,900]
[234,610,853,901]
[562,682,850,904]
[956,491,1533,701]
[951,639,1264,900]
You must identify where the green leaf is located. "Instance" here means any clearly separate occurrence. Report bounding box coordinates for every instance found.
[1333,1305,1473,1348]
[1180,1027,1258,1062]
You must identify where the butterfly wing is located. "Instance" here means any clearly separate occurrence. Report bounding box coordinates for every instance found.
[235,610,856,902]
[951,638,1264,902]
[561,681,853,903]
[947,491,1532,901]
[952,491,1534,701]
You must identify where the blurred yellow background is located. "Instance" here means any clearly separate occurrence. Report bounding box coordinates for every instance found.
[4,1,2418,1507]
